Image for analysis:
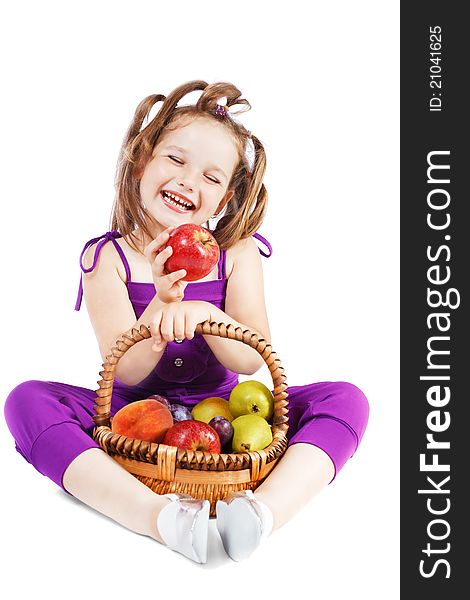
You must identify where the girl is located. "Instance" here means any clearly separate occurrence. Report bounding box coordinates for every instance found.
[4,80,369,564]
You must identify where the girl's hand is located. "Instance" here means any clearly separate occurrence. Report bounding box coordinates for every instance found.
[144,226,188,303]
[150,301,212,352]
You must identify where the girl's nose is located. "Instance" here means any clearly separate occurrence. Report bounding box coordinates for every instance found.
[177,167,197,192]
[178,179,194,192]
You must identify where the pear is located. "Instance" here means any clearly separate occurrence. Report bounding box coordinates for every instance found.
[191,396,233,423]
[229,380,274,420]
[231,415,273,453]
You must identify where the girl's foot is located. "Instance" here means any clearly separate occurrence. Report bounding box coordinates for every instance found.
[216,490,274,561]
[157,493,210,564]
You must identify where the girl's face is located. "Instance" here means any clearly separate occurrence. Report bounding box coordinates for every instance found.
[139,116,239,235]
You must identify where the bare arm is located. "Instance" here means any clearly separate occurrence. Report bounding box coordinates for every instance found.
[81,242,167,385]
[202,237,271,374]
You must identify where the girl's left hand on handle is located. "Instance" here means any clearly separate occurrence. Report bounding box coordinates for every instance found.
[150,301,212,352]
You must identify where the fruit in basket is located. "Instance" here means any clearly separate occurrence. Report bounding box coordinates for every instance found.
[208,416,234,451]
[163,420,221,453]
[162,223,220,282]
[229,381,274,421]
[146,394,171,409]
[191,396,233,423]
[170,403,193,422]
[111,399,173,443]
[231,415,273,452]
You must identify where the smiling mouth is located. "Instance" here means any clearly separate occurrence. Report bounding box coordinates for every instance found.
[161,190,195,211]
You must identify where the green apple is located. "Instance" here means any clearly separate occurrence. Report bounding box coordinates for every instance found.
[191,396,234,423]
[231,415,273,452]
[229,380,274,420]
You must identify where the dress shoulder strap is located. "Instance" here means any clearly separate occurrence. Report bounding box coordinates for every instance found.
[74,231,132,311]
[253,232,273,257]
[217,248,227,279]
[216,232,272,280]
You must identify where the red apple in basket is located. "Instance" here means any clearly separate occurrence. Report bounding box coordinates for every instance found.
[163,420,221,453]
[162,223,220,282]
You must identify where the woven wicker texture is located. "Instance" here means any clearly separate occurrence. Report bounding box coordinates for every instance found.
[92,320,289,515]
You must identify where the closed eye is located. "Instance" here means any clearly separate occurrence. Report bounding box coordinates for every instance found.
[168,155,220,183]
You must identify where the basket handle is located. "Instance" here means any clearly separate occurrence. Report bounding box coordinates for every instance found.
[92,320,289,436]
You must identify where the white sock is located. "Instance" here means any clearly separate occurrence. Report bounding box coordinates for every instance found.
[156,494,209,564]
[156,495,180,549]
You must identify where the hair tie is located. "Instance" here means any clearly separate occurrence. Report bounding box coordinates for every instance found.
[214,105,229,116]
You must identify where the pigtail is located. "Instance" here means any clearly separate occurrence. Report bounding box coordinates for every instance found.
[196,82,251,116]
[111,94,165,248]
[213,134,268,249]
[125,94,166,149]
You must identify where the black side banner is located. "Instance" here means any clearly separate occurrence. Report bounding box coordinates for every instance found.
[401,2,468,597]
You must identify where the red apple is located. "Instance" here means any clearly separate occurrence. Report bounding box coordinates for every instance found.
[163,420,221,453]
[162,223,220,282]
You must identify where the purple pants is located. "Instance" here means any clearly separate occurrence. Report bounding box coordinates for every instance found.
[4,379,369,492]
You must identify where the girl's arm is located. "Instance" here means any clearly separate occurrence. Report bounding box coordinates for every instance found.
[82,241,169,385]
[202,236,271,374]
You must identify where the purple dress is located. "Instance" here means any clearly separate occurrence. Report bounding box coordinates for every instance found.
[4,231,369,493]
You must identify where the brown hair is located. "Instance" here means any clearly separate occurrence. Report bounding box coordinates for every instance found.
[111,80,268,252]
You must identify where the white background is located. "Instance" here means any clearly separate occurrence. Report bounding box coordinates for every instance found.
[0,1,399,598]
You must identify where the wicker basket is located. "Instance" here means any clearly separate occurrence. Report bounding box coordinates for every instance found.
[92,320,289,516]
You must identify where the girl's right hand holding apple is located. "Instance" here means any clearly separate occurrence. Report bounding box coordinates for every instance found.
[144,227,188,304]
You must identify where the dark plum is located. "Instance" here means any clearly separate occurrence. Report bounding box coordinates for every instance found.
[147,394,171,410]
[170,403,193,422]
[208,416,234,450]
